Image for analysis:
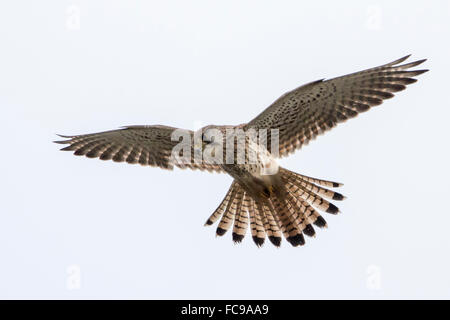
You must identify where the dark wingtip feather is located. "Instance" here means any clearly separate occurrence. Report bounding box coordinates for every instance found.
[60,145,75,151]
[379,91,395,99]
[100,153,112,160]
[53,140,71,144]
[399,54,412,61]
[56,134,75,139]
[332,182,343,188]
[216,227,227,236]
[403,78,418,84]
[74,149,85,156]
[85,152,98,159]
[252,236,265,247]
[232,232,244,243]
[204,219,214,226]
[287,234,305,247]
[409,69,429,76]
[389,55,411,66]
[326,203,339,214]
[400,58,427,69]
[268,236,281,247]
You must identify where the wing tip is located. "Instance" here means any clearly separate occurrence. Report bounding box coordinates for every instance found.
[390,55,429,71]
[56,133,75,138]
[398,58,428,70]
[53,140,70,145]
[54,134,74,145]
[416,68,429,75]
[389,54,411,66]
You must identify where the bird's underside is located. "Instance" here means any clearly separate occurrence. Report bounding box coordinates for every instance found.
[55,55,428,247]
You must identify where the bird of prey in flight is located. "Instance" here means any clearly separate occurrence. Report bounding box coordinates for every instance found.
[55,55,427,247]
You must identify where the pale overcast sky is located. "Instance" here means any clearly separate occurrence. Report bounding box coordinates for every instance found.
[0,0,449,299]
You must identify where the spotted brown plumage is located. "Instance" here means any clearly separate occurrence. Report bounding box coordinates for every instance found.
[245,55,428,157]
[55,55,428,247]
[55,125,223,172]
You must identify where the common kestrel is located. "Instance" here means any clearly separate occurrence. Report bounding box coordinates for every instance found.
[55,55,427,247]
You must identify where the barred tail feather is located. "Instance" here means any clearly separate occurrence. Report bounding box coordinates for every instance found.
[232,192,249,243]
[270,197,305,247]
[260,202,282,247]
[216,185,241,236]
[204,181,236,226]
[248,197,266,246]
[289,171,343,188]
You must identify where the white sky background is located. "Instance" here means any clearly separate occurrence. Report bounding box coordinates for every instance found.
[0,0,449,299]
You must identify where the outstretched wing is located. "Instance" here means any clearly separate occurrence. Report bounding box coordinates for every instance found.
[54,125,223,172]
[245,55,428,157]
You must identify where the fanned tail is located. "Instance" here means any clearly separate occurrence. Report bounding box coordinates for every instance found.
[204,167,345,247]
